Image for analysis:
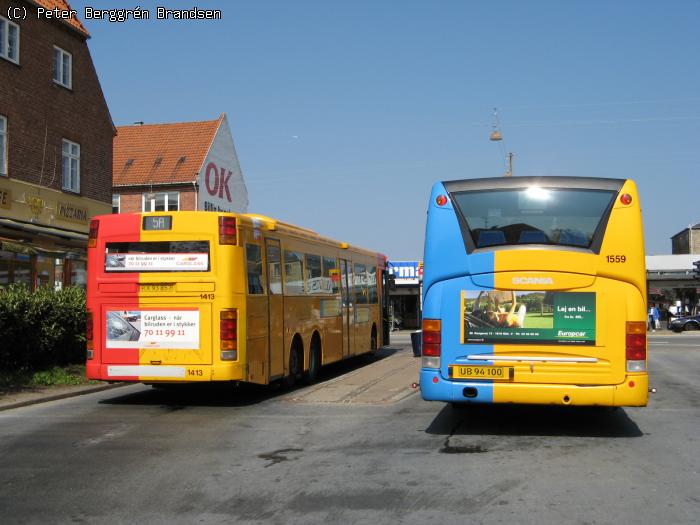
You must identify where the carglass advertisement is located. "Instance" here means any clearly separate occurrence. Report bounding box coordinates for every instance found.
[105,309,200,349]
[105,253,208,272]
[462,290,596,345]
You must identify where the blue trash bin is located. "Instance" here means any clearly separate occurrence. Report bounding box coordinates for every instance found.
[410,330,422,357]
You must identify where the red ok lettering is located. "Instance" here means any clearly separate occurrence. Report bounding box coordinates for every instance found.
[204,162,233,202]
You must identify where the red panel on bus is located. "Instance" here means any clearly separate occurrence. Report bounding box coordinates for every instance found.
[86,214,142,378]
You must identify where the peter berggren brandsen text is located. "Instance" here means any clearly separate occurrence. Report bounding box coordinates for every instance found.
[82,6,223,22]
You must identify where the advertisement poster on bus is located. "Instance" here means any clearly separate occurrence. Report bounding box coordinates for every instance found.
[105,309,200,349]
[105,253,208,272]
[461,290,596,345]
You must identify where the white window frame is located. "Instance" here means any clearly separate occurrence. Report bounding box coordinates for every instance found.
[0,16,20,64]
[142,191,180,212]
[61,139,80,193]
[112,194,120,214]
[0,115,7,176]
[53,46,72,89]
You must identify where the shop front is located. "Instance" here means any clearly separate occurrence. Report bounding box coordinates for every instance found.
[0,179,110,291]
[387,260,423,330]
[646,255,700,326]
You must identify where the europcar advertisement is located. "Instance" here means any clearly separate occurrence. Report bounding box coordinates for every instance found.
[461,290,596,345]
[105,309,200,349]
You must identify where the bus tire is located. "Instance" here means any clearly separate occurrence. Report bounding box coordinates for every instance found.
[304,333,321,385]
[283,337,303,388]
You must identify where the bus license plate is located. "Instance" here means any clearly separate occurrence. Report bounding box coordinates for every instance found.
[451,365,513,381]
[140,284,175,292]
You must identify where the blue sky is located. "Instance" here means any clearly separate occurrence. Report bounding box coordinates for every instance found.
[72,0,700,258]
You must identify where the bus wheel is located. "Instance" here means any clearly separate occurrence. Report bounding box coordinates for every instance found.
[304,334,321,385]
[283,339,303,388]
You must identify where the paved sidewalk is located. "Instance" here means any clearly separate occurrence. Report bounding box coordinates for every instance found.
[0,383,124,412]
[286,344,421,405]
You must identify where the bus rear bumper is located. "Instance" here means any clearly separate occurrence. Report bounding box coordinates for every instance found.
[419,369,648,407]
[87,362,246,383]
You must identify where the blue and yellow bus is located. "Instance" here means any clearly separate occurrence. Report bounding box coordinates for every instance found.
[420,176,648,406]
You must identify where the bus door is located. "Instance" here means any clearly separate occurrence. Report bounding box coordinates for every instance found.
[265,239,285,379]
[340,259,354,357]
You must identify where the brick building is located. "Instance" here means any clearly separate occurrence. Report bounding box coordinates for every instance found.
[112,114,248,214]
[0,0,113,290]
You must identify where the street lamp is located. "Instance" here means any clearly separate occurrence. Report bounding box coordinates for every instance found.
[489,108,513,177]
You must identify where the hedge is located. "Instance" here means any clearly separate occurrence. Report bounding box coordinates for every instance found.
[0,285,86,372]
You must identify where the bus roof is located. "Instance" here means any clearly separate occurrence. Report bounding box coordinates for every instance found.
[442,176,626,193]
[94,211,385,262]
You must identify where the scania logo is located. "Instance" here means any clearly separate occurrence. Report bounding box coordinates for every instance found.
[512,277,554,285]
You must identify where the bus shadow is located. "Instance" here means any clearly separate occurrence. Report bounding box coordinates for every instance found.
[425,403,643,438]
[99,346,399,408]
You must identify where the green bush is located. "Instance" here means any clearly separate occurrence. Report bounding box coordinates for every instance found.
[0,285,86,372]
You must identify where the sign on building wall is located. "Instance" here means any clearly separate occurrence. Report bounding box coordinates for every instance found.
[198,115,249,213]
[388,261,422,285]
[0,179,108,231]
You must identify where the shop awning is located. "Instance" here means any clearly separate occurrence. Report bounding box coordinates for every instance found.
[0,218,87,242]
[1,240,39,255]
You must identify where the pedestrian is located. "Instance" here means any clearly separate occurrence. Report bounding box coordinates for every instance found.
[648,304,659,332]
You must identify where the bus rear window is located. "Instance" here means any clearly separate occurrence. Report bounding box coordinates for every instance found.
[105,241,210,272]
[450,188,616,250]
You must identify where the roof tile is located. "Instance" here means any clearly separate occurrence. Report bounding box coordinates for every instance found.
[34,0,89,37]
[113,117,223,187]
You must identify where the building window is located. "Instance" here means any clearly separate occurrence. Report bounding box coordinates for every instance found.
[61,139,80,192]
[0,115,7,176]
[112,194,120,213]
[142,191,179,212]
[0,17,20,64]
[53,46,72,88]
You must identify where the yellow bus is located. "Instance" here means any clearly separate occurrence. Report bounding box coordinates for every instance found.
[86,211,388,387]
[420,176,648,406]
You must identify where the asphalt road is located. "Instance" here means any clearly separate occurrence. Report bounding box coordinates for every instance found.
[1,333,699,524]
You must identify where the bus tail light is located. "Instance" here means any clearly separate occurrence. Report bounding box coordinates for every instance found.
[219,217,237,245]
[220,310,238,360]
[87,220,99,248]
[86,310,94,359]
[626,321,646,372]
[422,319,441,369]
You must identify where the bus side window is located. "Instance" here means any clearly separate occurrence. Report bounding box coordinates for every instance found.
[284,251,305,295]
[368,266,378,304]
[323,256,339,294]
[245,243,265,295]
[305,254,322,294]
[266,241,282,295]
[354,263,368,304]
